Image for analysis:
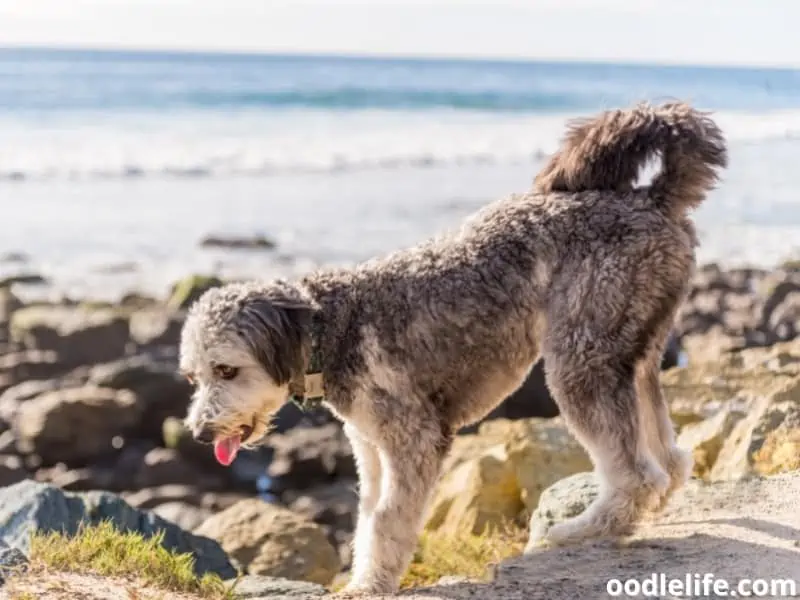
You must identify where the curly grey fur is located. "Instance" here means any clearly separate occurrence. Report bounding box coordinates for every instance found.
[179,101,727,595]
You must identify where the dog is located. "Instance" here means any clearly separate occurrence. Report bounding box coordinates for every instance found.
[179,101,727,594]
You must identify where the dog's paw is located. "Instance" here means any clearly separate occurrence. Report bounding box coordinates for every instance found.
[338,580,397,596]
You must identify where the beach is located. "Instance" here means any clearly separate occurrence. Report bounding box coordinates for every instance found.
[2,49,800,302]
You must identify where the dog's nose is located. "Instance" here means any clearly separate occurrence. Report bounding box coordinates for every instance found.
[193,424,215,445]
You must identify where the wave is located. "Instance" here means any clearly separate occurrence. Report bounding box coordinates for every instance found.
[2,109,800,183]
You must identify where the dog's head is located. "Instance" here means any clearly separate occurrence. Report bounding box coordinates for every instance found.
[179,281,313,465]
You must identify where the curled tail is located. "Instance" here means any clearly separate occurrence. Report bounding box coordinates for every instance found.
[533,101,728,217]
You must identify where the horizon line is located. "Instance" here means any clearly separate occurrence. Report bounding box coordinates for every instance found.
[2,43,799,72]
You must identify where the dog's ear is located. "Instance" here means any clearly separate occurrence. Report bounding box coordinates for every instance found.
[234,294,313,385]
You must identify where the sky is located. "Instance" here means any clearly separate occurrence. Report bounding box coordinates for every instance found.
[0,0,799,68]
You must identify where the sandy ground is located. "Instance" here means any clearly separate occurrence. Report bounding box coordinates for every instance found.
[368,473,800,600]
[0,571,205,600]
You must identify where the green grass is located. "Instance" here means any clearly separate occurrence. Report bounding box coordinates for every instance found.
[24,520,236,599]
[400,521,527,589]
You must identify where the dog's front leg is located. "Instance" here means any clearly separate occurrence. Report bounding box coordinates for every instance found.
[343,424,383,586]
[343,424,448,595]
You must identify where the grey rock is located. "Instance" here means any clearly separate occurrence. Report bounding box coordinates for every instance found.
[200,234,277,251]
[152,502,213,532]
[0,540,28,585]
[129,308,186,350]
[525,471,598,551]
[0,351,63,395]
[88,355,193,440]
[0,455,27,487]
[268,423,357,491]
[0,378,67,424]
[228,575,326,598]
[10,305,130,368]
[11,386,143,464]
[0,479,236,579]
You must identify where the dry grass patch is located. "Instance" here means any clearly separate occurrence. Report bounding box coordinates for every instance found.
[401,521,528,589]
[3,521,238,600]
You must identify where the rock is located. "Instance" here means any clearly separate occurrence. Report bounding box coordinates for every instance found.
[11,386,143,464]
[0,351,63,394]
[768,290,800,341]
[268,423,357,491]
[122,484,247,514]
[488,472,800,599]
[0,252,29,264]
[525,471,598,551]
[0,455,27,487]
[659,339,800,481]
[676,406,745,479]
[0,479,236,579]
[9,305,130,368]
[428,445,523,536]
[195,498,341,586]
[711,382,800,481]
[285,479,358,533]
[284,479,358,568]
[427,418,592,536]
[33,462,119,492]
[0,540,28,585]
[167,275,223,310]
[228,575,326,598]
[200,234,277,251]
[2,377,80,425]
[152,502,213,532]
[119,292,158,309]
[0,273,48,287]
[0,288,22,342]
[88,355,192,440]
[128,308,185,350]
[132,447,225,490]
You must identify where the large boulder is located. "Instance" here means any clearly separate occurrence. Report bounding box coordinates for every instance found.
[10,386,143,464]
[661,339,800,481]
[711,384,800,481]
[427,444,523,536]
[194,498,341,586]
[426,418,592,536]
[9,305,131,368]
[0,479,236,579]
[87,355,192,440]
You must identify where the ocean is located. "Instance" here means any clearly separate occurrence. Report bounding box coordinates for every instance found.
[2,48,800,301]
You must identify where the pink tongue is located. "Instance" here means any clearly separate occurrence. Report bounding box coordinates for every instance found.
[213,436,241,466]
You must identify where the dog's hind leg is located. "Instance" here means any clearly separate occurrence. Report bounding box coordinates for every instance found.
[533,350,669,548]
[636,349,693,512]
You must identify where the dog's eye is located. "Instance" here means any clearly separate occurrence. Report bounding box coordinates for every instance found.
[214,365,239,380]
